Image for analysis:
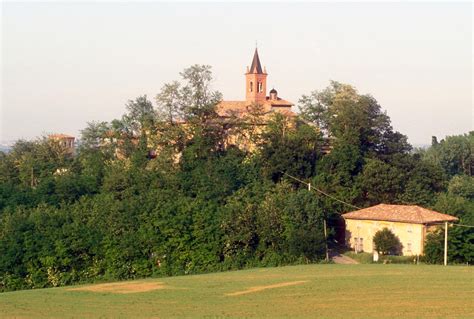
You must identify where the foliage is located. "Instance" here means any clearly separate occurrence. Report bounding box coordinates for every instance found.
[373,228,402,255]
[421,132,473,177]
[0,71,472,291]
[424,226,474,265]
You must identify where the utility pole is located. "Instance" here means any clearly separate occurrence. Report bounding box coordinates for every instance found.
[309,183,329,262]
[323,219,329,262]
[444,221,448,266]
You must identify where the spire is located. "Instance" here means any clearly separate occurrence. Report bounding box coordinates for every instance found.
[249,48,264,74]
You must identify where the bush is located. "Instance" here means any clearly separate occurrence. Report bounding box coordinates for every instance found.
[373,228,402,255]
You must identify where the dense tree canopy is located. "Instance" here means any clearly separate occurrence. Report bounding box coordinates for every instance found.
[0,68,472,291]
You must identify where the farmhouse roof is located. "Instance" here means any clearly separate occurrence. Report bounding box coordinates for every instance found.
[342,204,458,224]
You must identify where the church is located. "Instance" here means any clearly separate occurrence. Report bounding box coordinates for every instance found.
[217,49,295,120]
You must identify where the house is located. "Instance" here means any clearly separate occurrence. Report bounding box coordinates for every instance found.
[48,133,75,155]
[343,204,458,256]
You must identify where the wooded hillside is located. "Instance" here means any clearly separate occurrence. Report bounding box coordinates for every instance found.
[1,66,472,291]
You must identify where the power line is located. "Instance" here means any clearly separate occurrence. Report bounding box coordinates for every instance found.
[281,171,361,210]
[432,223,474,229]
[453,224,474,228]
[281,172,472,226]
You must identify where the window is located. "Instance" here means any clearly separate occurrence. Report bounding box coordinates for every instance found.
[407,225,413,233]
[250,81,253,92]
[354,237,363,252]
[407,243,412,252]
[258,82,263,93]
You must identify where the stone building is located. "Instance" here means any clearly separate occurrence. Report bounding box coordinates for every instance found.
[217,48,295,121]
[215,49,297,150]
[48,134,75,155]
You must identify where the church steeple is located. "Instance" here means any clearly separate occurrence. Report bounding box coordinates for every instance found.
[249,48,264,74]
[245,48,267,103]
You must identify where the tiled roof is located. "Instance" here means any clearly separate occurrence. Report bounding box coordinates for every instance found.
[342,204,458,224]
[49,134,75,139]
[217,101,249,117]
[217,100,295,119]
[267,97,294,106]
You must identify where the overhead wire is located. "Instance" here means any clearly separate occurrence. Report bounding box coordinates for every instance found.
[281,171,361,211]
[281,172,473,228]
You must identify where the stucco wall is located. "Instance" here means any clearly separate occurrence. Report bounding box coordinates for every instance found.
[345,219,426,256]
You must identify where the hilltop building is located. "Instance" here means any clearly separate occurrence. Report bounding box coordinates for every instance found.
[217,48,295,120]
[48,134,75,155]
[343,204,458,256]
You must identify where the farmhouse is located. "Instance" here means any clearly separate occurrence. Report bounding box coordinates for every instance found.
[343,204,458,256]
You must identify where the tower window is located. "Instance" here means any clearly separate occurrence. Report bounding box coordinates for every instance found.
[250,81,253,92]
[258,82,263,93]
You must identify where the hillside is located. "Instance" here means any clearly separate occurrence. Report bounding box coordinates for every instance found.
[1,264,473,319]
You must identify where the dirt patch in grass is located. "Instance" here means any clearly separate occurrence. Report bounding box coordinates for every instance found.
[225,280,308,296]
[68,281,166,294]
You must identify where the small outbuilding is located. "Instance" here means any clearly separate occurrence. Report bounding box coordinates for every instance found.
[343,204,458,256]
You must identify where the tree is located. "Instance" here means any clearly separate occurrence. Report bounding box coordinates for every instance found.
[422,132,473,177]
[356,158,403,205]
[155,81,183,124]
[259,113,322,182]
[79,121,112,151]
[156,65,222,123]
[298,81,411,158]
[122,95,156,136]
[424,226,474,264]
[373,228,401,255]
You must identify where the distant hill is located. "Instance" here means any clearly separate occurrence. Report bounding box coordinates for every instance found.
[0,145,11,153]
[412,143,430,150]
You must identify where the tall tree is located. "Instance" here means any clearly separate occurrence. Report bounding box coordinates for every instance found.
[298,81,411,158]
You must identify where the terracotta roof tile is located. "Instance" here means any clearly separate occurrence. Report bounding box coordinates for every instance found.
[217,99,295,118]
[48,134,75,139]
[342,204,458,224]
[267,97,294,107]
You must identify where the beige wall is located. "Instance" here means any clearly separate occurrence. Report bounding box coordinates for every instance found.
[345,219,426,256]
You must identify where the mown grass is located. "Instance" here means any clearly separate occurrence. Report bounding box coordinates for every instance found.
[1,264,473,318]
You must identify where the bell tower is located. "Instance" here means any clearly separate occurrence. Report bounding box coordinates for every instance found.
[245,48,267,103]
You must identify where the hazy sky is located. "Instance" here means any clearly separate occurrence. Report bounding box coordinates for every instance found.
[2,2,472,145]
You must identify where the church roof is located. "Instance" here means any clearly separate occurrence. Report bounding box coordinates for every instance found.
[249,48,264,74]
[266,97,293,106]
[342,204,458,224]
[217,99,295,119]
[48,134,75,140]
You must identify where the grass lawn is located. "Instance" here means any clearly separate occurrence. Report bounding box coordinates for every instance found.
[1,264,473,318]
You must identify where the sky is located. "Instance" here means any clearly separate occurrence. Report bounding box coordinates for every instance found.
[1,1,472,145]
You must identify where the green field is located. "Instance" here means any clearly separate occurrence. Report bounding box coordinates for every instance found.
[1,264,473,319]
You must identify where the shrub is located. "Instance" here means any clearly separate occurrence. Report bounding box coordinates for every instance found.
[373,228,402,255]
